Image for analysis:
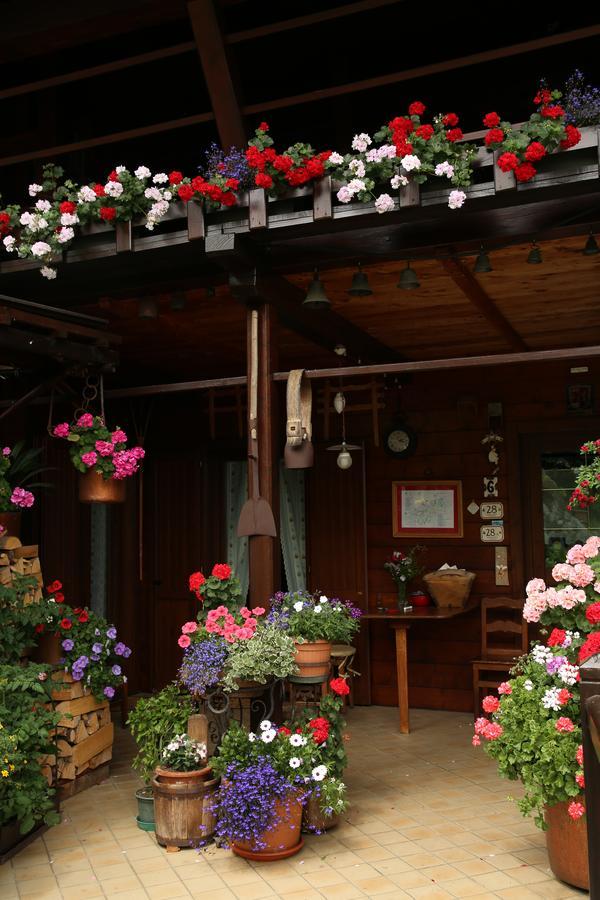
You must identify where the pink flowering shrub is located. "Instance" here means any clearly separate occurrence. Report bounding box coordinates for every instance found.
[53,415,145,481]
[473,536,600,828]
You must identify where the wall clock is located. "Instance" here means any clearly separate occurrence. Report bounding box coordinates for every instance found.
[384,422,417,458]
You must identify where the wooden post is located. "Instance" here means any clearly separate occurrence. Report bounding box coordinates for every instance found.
[392,624,410,733]
[248,303,279,607]
[580,653,600,898]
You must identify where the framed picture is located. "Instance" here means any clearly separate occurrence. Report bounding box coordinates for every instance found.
[566,383,593,414]
[392,480,463,538]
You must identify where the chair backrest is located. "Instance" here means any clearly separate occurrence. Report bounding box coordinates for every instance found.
[481,597,527,660]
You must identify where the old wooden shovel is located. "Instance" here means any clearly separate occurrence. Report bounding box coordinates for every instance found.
[237,309,277,538]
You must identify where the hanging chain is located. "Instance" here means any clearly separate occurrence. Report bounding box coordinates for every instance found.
[73,374,102,423]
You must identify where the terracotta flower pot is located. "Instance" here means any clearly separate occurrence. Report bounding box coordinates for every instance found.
[302,792,339,833]
[544,800,589,890]
[153,765,219,847]
[31,632,63,666]
[0,511,21,538]
[293,640,331,678]
[232,791,304,861]
[79,470,126,503]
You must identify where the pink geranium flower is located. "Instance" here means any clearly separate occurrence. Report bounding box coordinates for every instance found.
[555,717,575,733]
[498,682,512,695]
[181,621,198,635]
[177,634,191,649]
[568,801,585,820]
[77,413,94,428]
[482,695,500,713]
[53,422,70,438]
[81,451,97,467]
[10,487,34,508]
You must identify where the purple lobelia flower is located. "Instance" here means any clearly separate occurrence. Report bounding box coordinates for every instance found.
[563,70,600,126]
[202,144,251,189]
[179,636,227,696]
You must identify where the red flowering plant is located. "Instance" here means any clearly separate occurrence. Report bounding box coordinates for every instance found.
[483,86,581,184]
[188,562,242,614]
[52,414,145,481]
[474,535,600,828]
[245,122,332,195]
[325,102,477,213]
[567,438,600,510]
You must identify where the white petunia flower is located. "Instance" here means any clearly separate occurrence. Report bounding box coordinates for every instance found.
[28,184,43,196]
[390,174,408,189]
[259,720,272,731]
[248,733,256,742]
[289,757,301,769]
[78,186,97,203]
[319,596,328,603]
[261,728,277,744]
[57,226,74,244]
[105,181,123,198]
[311,765,327,782]
[448,190,466,210]
[351,133,371,153]
[134,166,151,180]
[60,212,79,226]
[375,193,395,214]
[153,172,169,184]
[31,241,51,258]
[289,734,307,747]
[401,155,421,172]
[328,152,344,165]
[35,199,51,213]
[40,266,57,280]
[313,606,322,614]
[3,236,15,252]
[523,679,534,691]
[293,601,304,612]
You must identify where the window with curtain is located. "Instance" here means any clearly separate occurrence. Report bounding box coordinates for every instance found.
[225,461,249,601]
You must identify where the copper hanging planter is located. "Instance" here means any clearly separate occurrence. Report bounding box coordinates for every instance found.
[79,470,126,503]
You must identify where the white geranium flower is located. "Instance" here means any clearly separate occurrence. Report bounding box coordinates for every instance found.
[336,186,353,203]
[105,181,123,198]
[134,166,152,180]
[115,165,127,174]
[311,765,327,782]
[349,159,365,178]
[293,601,304,612]
[144,187,162,202]
[28,184,43,196]
[40,266,57,280]
[3,236,15,252]
[163,191,172,201]
[78,186,97,203]
[31,241,51,258]
[328,152,344,165]
[434,161,454,178]
[375,193,395,214]
[401,155,421,172]
[60,212,79,226]
[351,133,371,153]
[558,663,579,686]
[448,190,466,210]
[347,178,365,194]
[289,757,301,769]
[57,227,74,244]
[390,174,408,189]
[35,199,51,213]
[542,687,561,711]
[289,734,307,747]
[261,728,277,744]
[153,172,169,184]
[20,212,33,226]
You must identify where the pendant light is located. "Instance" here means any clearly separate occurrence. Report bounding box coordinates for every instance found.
[473,245,492,273]
[583,232,600,256]
[327,406,361,470]
[397,260,420,290]
[336,442,354,470]
[333,392,346,414]
[527,241,543,264]
[303,269,331,308]
[348,263,373,296]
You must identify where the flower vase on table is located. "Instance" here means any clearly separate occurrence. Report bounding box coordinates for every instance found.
[384,546,425,612]
[396,581,409,611]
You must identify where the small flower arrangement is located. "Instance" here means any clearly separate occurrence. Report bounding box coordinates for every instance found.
[474,536,600,827]
[246,122,332,193]
[384,545,425,587]
[0,441,51,513]
[483,87,581,184]
[567,438,600,510]
[188,563,242,613]
[269,591,360,644]
[53,414,145,480]
[160,733,207,772]
[31,579,130,701]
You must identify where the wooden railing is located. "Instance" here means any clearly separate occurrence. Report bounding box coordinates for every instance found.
[580,652,600,898]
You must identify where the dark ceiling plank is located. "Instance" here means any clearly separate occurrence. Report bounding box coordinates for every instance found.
[243,24,600,115]
[225,0,402,43]
[187,0,247,148]
[0,306,122,345]
[441,257,527,351]
[0,327,118,369]
[0,43,196,101]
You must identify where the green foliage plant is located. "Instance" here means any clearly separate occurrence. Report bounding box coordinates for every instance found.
[128,683,194,784]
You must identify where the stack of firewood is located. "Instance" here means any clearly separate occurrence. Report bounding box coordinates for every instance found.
[43,673,114,793]
[0,536,43,601]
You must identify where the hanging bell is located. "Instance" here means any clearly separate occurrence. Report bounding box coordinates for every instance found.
[348,264,373,296]
[474,246,492,273]
[303,269,331,308]
[397,261,420,290]
[333,392,346,414]
[583,233,600,256]
[527,242,543,264]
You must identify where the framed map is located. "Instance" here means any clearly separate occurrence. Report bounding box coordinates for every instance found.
[392,481,463,538]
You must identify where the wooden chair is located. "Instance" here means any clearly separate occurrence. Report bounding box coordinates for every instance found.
[472,598,527,716]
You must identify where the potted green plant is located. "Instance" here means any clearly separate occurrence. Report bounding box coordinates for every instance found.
[473,535,600,891]
[0,663,60,854]
[52,415,144,502]
[128,684,194,831]
[187,563,242,614]
[268,591,360,678]
[0,442,53,537]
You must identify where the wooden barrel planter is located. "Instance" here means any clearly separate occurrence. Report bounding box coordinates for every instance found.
[0,512,21,538]
[152,766,219,849]
[293,640,331,678]
[302,793,339,833]
[79,470,126,503]
[544,801,589,891]
[232,790,304,861]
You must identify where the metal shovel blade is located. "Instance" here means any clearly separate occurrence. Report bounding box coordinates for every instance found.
[237,495,277,537]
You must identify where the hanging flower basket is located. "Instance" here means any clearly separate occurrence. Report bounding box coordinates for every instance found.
[78,470,126,504]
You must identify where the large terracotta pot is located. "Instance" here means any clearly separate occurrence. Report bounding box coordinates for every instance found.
[152,765,219,847]
[293,640,331,678]
[0,511,21,538]
[31,632,63,666]
[302,792,339,833]
[79,470,126,503]
[544,801,589,890]
[232,791,304,861]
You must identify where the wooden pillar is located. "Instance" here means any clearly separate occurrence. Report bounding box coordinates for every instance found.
[247,303,279,607]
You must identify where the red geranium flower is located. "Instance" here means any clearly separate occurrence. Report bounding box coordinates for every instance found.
[330,677,350,696]
[60,618,72,630]
[189,571,206,594]
[46,580,62,593]
[107,170,120,182]
[308,716,330,744]
[497,152,519,172]
[258,122,269,132]
[59,201,76,215]
[586,602,600,625]
[483,112,501,127]
[514,162,536,183]
[547,628,566,647]
[221,192,236,207]
[408,101,425,117]
[415,124,434,140]
[525,141,546,162]
[534,88,552,105]
[54,592,64,603]
[560,124,581,150]
[482,695,500,713]
[99,206,116,221]
[558,689,572,705]
[168,171,184,185]
[35,623,45,633]
[541,105,565,119]
[178,184,194,202]
[576,772,585,789]
[255,173,273,189]
[273,155,293,173]
[278,726,291,736]
[443,113,459,127]
[225,178,239,190]
[92,183,106,197]
[484,128,504,146]
[78,610,89,624]
[0,211,10,234]
[212,563,232,581]
[446,128,463,142]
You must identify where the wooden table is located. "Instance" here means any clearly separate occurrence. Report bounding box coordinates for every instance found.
[362,604,477,734]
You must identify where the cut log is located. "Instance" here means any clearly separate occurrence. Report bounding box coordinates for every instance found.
[51,678,84,702]
[0,553,9,565]
[85,712,99,734]
[98,707,111,728]
[74,720,88,744]
[38,754,56,766]
[0,536,22,550]
[88,747,112,770]
[10,559,24,575]
[12,545,39,559]
[75,762,90,776]
[0,568,12,585]
[55,695,108,725]
[41,765,53,786]
[56,739,72,758]
[58,760,77,780]
[71,723,114,768]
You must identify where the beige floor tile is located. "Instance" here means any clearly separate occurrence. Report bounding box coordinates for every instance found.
[145,882,192,898]
[319,882,366,899]
[354,874,399,895]
[100,873,145,895]
[495,889,548,900]
[55,868,97,888]
[16,875,60,896]
[230,882,277,899]
[13,863,55,883]
[441,877,488,897]
[474,870,521,891]
[179,874,228,894]
[405,886,454,899]
[187,888,236,900]
[139,868,187,887]
[60,884,105,899]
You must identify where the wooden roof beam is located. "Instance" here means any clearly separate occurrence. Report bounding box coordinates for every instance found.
[187,0,247,148]
[441,257,528,352]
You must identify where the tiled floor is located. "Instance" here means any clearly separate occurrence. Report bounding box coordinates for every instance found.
[1,707,587,899]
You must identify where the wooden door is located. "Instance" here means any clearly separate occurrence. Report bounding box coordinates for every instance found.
[306,444,369,702]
